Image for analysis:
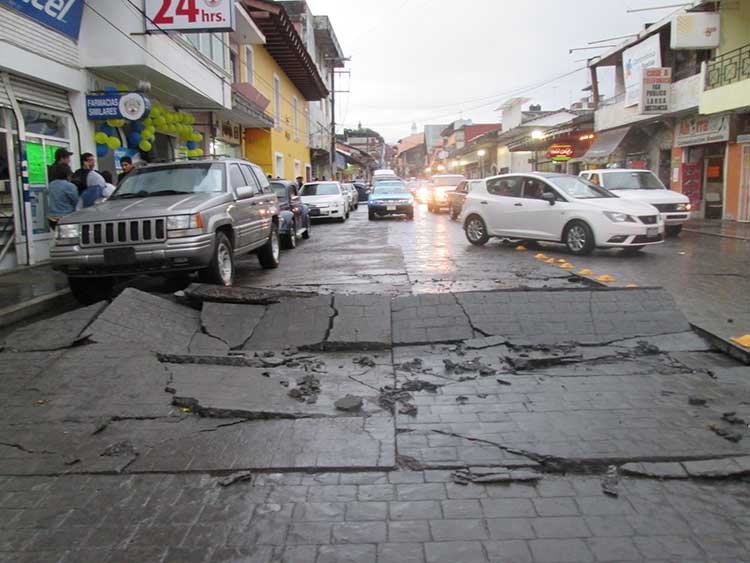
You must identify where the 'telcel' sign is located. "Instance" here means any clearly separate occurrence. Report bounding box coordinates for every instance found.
[144,0,235,33]
[0,0,84,40]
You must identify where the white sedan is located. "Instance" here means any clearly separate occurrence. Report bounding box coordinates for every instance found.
[299,181,349,222]
[461,172,664,255]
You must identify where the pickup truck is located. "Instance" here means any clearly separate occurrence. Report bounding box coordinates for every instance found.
[50,158,280,304]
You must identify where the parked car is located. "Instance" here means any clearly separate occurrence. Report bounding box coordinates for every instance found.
[353,181,370,202]
[415,180,431,203]
[461,172,664,255]
[50,158,280,304]
[270,180,311,249]
[368,181,414,220]
[449,179,485,220]
[299,181,349,222]
[579,169,691,236]
[342,183,359,211]
[427,174,466,213]
[373,168,398,180]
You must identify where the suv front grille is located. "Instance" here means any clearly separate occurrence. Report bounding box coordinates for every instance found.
[80,218,166,246]
[653,203,678,212]
[639,215,658,225]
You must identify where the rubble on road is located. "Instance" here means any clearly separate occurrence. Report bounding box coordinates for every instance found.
[378,385,417,416]
[443,357,497,376]
[217,470,254,487]
[708,424,743,442]
[353,356,376,368]
[601,465,620,497]
[451,467,542,485]
[335,395,364,412]
[288,375,321,404]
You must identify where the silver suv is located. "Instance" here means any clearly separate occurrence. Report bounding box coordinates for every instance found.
[51,158,280,304]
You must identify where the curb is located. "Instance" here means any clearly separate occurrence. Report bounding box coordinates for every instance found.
[690,323,750,365]
[0,288,73,328]
[682,228,750,241]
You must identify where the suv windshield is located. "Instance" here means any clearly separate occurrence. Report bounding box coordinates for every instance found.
[549,176,613,199]
[270,183,287,200]
[301,182,340,196]
[433,175,465,186]
[113,163,225,198]
[603,171,665,190]
[374,184,409,195]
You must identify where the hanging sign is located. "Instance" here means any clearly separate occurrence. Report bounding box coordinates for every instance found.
[547,144,575,162]
[0,0,84,40]
[86,93,151,121]
[623,34,662,108]
[640,68,671,114]
[144,0,235,33]
[675,114,731,147]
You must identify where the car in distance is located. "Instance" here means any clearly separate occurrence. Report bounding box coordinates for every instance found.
[449,179,485,220]
[299,181,349,222]
[342,183,359,211]
[352,181,370,202]
[50,158,280,304]
[427,174,466,213]
[270,180,311,249]
[368,181,414,220]
[579,169,691,236]
[461,172,664,255]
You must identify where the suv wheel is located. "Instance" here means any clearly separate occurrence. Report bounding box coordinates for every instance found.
[258,222,281,269]
[282,224,297,250]
[200,232,234,285]
[68,276,114,305]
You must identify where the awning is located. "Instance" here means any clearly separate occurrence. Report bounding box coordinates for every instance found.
[219,91,274,128]
[583,127,631,161]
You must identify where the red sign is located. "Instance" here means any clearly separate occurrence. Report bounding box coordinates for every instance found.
[681,162,703,209]
[547,144,575,162]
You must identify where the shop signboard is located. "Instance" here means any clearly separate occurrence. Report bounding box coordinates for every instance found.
[213,116,242,145]
[681,162,703,209]
[670,13,720,50]
[0,0,84,40]
[145,0,235,33]
[623,34,662,108]
[675,114,731,147]
[640,68,671,114]
[86,93,151,121]
[547,144,575,162]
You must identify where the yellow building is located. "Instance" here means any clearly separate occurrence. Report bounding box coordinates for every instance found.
[240,0,329,180]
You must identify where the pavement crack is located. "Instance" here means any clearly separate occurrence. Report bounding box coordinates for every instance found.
[322,295,339,344]
[0,441,56,455]
[452,293,491,337]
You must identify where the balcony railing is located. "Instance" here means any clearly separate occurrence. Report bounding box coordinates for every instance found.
[705,44,750,91]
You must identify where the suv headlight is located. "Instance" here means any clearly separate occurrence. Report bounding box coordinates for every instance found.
[167,213,204,237]
[603,211,636,223]
[56,224,80,241]
[676,203,691,211]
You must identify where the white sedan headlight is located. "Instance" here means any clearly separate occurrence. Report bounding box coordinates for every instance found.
[603,211,636,223]
[57,224,80,240]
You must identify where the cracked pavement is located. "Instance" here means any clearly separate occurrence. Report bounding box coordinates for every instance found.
[1,206,750,562]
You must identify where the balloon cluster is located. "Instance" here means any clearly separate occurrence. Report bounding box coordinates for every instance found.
[93,88,204,158]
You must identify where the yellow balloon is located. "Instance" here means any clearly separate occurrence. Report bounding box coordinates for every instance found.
[139,140,152,152]
[106,136,121,149]
[194,148,204,156]
[116,84,129,92]
[95,132,108,144]
[106,119,119,127]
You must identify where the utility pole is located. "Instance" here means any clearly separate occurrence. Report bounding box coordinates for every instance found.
[325,56,350,181]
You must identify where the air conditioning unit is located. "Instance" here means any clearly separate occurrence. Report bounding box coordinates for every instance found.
[670,13,720,50]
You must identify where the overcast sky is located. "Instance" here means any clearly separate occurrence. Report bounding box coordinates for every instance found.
[304,0,681,142]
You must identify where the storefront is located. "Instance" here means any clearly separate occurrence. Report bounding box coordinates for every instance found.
[210,116,242,158]
[673,113,732,219]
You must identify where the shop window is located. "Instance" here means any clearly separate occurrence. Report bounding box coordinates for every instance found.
[244,45,254,85]
[275,153,284,179]
[273,76,281,129]
[293,96,299,141]
[21,108,67,138]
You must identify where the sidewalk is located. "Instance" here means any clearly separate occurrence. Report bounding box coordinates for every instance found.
[683,219,750,241]
[0,263,71,328]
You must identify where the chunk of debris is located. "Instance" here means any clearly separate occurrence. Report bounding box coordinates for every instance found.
[708,424,743,443]
[722,412,748,425]
[504,348,583,371]
[451,467,541,485]
[634,340,660,355]
[218,471,254,487]
[398,358,424,372]
[463,335,507,350]
[398,403,418,416]
[688,396,708,406]
[443,357,496,375]
[378,386,417,416]
[455,396,469,405]
[100,440,137,457]
[335,395,364,412]
[164,386,176,395]
[601,465,620,497]
[63,456,81,466]
[401,379,439,393]
[288,374,320,403]
[353,356,376,368]
[496,378,512,386]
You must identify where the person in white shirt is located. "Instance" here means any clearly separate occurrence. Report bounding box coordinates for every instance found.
[101,171,117,199]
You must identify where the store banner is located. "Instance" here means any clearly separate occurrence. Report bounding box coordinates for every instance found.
[0,0,83,40]
[623,34,662,108]
[681,162,703,209]
[144,0,235,32]
[640,68,671,114]
[86,93,151,121]
[675,114,731,147]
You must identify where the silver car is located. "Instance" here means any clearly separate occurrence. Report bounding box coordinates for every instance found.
[51,158,280,304]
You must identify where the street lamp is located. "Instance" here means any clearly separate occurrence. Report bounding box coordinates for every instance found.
[437,164,446,171]
[425,167,432,174]
[477,149,487,178]
[531,130,545,140]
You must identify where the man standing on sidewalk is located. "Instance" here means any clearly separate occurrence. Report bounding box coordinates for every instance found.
[72,152,96,194]
[47,164,79,229]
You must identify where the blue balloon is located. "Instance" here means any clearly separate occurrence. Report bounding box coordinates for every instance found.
[132,122,144,132]
[104,86,119,95]
[186,140,197,150]
[100,124,115,136]
[129,132,142,145]
[96,143,108,157]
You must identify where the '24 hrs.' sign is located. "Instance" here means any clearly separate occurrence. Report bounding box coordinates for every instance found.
[145,0,235,32]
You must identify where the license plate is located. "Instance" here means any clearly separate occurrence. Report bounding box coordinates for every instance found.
[103,247,136,266]
[646,227,658,237]
[386,205,396,211]
[309,208,321,216]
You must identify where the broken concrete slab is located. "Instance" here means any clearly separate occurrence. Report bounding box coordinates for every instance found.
[188,332,230,355]
[392,294,474,344]
[463,335,508,350]
[613,331,714,353]
[682,458,745,478]
[243,296,334,350]
[2,301,107,352]
[335,395,364,412]
[201,302,266,349]
[180,283,315,305]
[327,294,391,349]
[620,462,688,479]
[88,288,200,353]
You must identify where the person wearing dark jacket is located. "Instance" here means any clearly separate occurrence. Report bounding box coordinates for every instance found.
[117,156,134,184]
[72,152,96,194]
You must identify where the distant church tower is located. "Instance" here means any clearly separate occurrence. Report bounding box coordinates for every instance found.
[411,122,417,135]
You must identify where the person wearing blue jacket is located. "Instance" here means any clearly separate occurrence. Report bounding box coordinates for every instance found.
[47,164,79,229]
